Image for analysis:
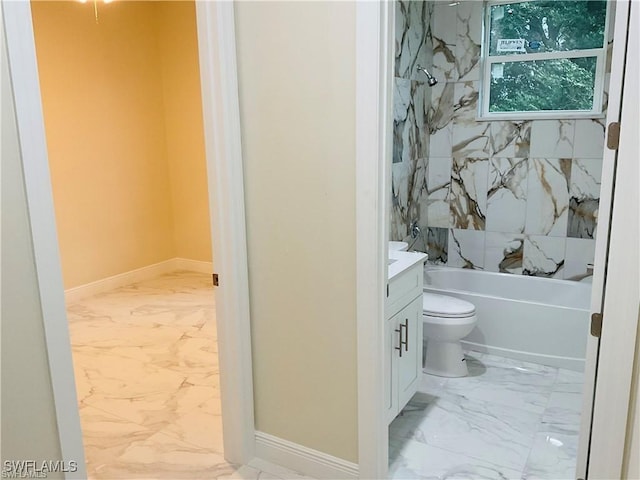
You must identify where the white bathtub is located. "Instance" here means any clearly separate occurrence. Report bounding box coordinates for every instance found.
[423,266,591,371]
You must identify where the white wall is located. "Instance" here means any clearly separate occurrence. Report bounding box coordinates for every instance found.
[0,14,63,475]
[234,1,359,463]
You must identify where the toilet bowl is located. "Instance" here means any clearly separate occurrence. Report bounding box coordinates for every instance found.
[422,292,477,378]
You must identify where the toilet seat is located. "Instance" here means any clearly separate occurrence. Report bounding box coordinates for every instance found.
[422,292,475,318]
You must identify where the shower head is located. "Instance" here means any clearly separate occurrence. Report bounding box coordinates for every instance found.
[416,65,438,86]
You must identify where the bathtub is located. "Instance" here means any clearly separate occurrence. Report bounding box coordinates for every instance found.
[423,266,591,371]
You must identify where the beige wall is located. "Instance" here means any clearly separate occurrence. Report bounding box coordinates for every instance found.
[156,2,211,263]
[31,1,210,289]
[235,1,358,463]
[1,15,63,475]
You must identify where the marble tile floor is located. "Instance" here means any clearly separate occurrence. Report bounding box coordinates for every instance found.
[389,352,584,480]
[67,271,298,480]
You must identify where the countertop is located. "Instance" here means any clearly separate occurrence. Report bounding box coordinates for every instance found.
[388,250,428,281]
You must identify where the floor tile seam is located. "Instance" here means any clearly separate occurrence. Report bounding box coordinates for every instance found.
[83,397,224,455]
[429,387,551,420]
[390,435,530,476]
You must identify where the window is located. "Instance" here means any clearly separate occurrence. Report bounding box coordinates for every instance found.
[481,0,609,119]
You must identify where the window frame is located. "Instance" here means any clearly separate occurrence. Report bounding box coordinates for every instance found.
[479,0,611,120]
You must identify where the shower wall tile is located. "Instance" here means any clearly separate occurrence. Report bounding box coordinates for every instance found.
[486,158,528,234]
[391,161,411,242]
[563,238,596,281]
[390,1,610,283]
[525,158,571,237]
[455,0,482,82]
[428,82,455,138]
[452,82,490,159]
[448,229,485,269]
[395,0,430,81]
[490,121,531,158]
[429,123,453,158]
[393,78,429,164]
[426,157,452,228]
[568,158,602,239]
[523,235,566,279]
[426,227,449,265]
[573,119,606,159]
[431,2,458,82]
[484,232,525,275]
[450,157,488,230]
[529,120,575,158]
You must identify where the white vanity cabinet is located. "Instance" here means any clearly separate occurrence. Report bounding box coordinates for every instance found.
[385,253,425,424]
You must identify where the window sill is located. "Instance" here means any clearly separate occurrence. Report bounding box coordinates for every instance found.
[476,112,607,122]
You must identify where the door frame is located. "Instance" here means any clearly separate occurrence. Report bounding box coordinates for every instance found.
[587,0,640,477]
[2,0,256,472]
[355,0,639,479]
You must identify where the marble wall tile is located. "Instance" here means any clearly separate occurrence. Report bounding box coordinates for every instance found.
[525,158,571,236]
[390,157,428,242]
[429,123,453,158]
[573,119,605,159]
[395,0,430,81]
[393,78,429,164]
[448,228,485,269]
[428,81,455,138]
[426,227,448,265]
[530,120,575,158]
[523,235,566,279]
[484,233,524,275]
[456,0,482,82]
[430,2,458,83]
[486,157,528,233]
[564,238,596,281]
[391,161,411,241]
[426,157,452,228]
[453,82,490,158]
[568,158,602,239]
[490,121,531,158]
[450,157,488,230]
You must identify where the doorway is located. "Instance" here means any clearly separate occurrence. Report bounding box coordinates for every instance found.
[30,2,224,476]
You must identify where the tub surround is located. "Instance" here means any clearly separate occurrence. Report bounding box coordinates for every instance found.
[390,0,614,282]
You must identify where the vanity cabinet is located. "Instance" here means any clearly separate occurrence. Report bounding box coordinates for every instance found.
[385,260,424,424]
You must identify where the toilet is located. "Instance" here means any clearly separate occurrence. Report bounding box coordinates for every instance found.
[422,292,477,378]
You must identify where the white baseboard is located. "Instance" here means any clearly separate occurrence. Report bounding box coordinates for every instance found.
[254,431,358,480]
[64,258,214,303]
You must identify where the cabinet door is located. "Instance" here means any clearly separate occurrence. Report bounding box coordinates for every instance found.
[397,296,422,410]
[385,316,399,424]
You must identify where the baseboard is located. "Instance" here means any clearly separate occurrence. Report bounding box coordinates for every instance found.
[64,258,213,303]
[254,431,358,480]
[174,258,213,274]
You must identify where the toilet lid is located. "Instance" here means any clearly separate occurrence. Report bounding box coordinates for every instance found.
[423,292,475,317]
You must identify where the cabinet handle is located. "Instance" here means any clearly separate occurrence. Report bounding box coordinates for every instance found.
[394,325,403,358]
[403,318,409,352]
[395,320,408,357]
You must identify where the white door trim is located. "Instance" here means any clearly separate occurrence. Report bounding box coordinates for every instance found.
[575,1,631,477]
[195,1,255,465]
[355,1,393,478]
[4,0,256,472]
[2,3,86,477]
[588,1,639,477]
